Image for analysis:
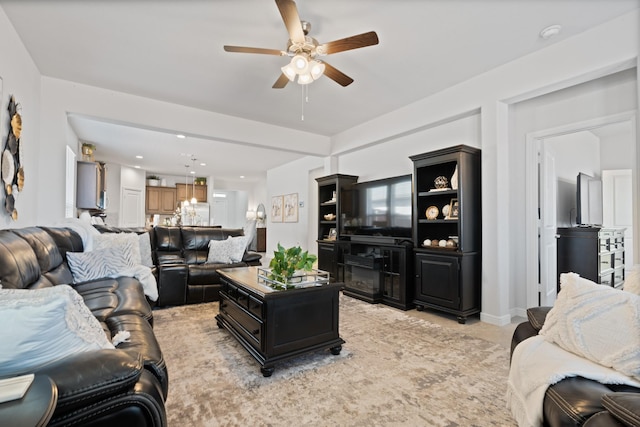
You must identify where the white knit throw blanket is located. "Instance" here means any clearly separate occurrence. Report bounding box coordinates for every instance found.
[506,335,640,427]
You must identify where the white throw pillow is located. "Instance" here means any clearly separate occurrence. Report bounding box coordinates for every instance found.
[0,285,115,376]
[138,232,154,267]
[540,272,640,380]
[206,236,248,264]
[93,233,141,266]
[67,247,134,283]
[228,236,248,262]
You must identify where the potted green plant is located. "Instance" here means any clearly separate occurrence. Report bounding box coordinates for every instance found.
[146,174,161,186]
[267,243,318,290]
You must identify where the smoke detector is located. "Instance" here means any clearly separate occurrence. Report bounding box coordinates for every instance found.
[540,25,562,40]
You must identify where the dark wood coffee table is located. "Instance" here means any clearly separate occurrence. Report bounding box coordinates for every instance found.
[216,267,344,377]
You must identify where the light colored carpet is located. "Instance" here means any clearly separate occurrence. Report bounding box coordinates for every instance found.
[153,295,516,426]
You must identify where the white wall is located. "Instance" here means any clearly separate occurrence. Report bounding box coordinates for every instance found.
[267,156,324,254]
[0,7,41,228]
[545,131,601,228]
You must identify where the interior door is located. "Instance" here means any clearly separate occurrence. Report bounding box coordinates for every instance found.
[602,169,633,267]
[121,187,143,227]
[539,142,558,306]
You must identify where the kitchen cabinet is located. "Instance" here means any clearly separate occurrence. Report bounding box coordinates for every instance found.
[146,186,177,215]
[176,183,207,203]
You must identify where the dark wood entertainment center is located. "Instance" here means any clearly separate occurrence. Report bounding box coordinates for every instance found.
[315,145,482,321]
[316,174,415,310]
[410,145,482,323]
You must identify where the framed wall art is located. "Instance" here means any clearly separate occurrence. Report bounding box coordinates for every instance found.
[271,195,283,223]
[283,193,298,223]
[448,198,459,220]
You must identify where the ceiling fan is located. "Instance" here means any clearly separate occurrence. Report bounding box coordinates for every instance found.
[223,0,379,88]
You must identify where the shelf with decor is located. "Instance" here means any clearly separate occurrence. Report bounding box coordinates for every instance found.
[315,174,358,280]
[410,145,481,324]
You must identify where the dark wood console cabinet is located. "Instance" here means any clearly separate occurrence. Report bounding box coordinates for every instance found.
[557,227,625,290]
[339,238,413,310]
[410,145,481,323]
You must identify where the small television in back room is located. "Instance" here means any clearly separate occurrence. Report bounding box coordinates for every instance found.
[576,172,603,226]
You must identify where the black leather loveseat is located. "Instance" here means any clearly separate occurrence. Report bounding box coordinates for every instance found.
[150,226,262,306]
[0,226,167,427]
[511,307,640,427]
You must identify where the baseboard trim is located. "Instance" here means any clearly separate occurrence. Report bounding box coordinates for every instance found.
[480,311,511,326]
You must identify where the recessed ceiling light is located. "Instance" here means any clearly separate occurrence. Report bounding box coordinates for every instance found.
[176,134,186,139]
[190,171,195,174]
[200,162,206,166]
[240,175,245,179]
[135,155,143,159]
[134,165,140,169]
[540,24,562,40]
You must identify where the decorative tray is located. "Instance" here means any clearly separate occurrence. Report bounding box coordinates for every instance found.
[257,267,330,290]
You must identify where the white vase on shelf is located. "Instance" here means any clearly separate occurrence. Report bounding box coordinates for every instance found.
[450,165,459,190]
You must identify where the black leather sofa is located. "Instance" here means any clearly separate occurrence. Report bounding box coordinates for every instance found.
[511,307,640,427]
[150,226,262,306]
[0,226,167,427]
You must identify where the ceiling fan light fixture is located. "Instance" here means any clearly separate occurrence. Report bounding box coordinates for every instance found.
[291,54,309,73]
[281,63,296,81]
[309,60,325,80]
[297,72,313,85]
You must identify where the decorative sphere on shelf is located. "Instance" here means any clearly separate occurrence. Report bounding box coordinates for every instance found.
[446,239,457,248]
[439,240,447,247]
[434,176,449,189]
[423,239,431,247]
[432,239,440,247]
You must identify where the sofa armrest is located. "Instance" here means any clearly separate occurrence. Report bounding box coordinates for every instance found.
[156,263,188,306]
[34,349,142,414]
[602,393,640,427]
[243,251,262,264]
[526,306,552,331]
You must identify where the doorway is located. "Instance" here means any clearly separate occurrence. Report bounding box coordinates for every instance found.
[525,112,637,308]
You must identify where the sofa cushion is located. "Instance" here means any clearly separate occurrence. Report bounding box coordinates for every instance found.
[138,232,154,267]
[67,247,135,283]
[206,236,248,264]
[93,232,142,266]
[0,230,51,289]
[0,285,115,376]
[11,227,64,273]
[540,273,640,380]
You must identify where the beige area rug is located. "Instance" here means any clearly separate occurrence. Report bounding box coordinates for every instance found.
[153,295,516,426]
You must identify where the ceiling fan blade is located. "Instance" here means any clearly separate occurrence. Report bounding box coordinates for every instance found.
[224,45,285,56]
[275,0,305,44]
[323,62,354,87]
[321,31,379,55]
[272,73,290,89]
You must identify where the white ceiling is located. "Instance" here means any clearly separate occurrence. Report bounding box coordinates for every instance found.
[1,0,638,181]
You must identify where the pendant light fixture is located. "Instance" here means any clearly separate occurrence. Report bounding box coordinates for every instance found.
[190,157,198,204]
[183,164,190,207]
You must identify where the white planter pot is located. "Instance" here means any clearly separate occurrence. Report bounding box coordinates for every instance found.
[147,179,160,186]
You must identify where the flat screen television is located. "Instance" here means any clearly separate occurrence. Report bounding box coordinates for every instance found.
[576,172,603,226]
[341,174,412,239]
